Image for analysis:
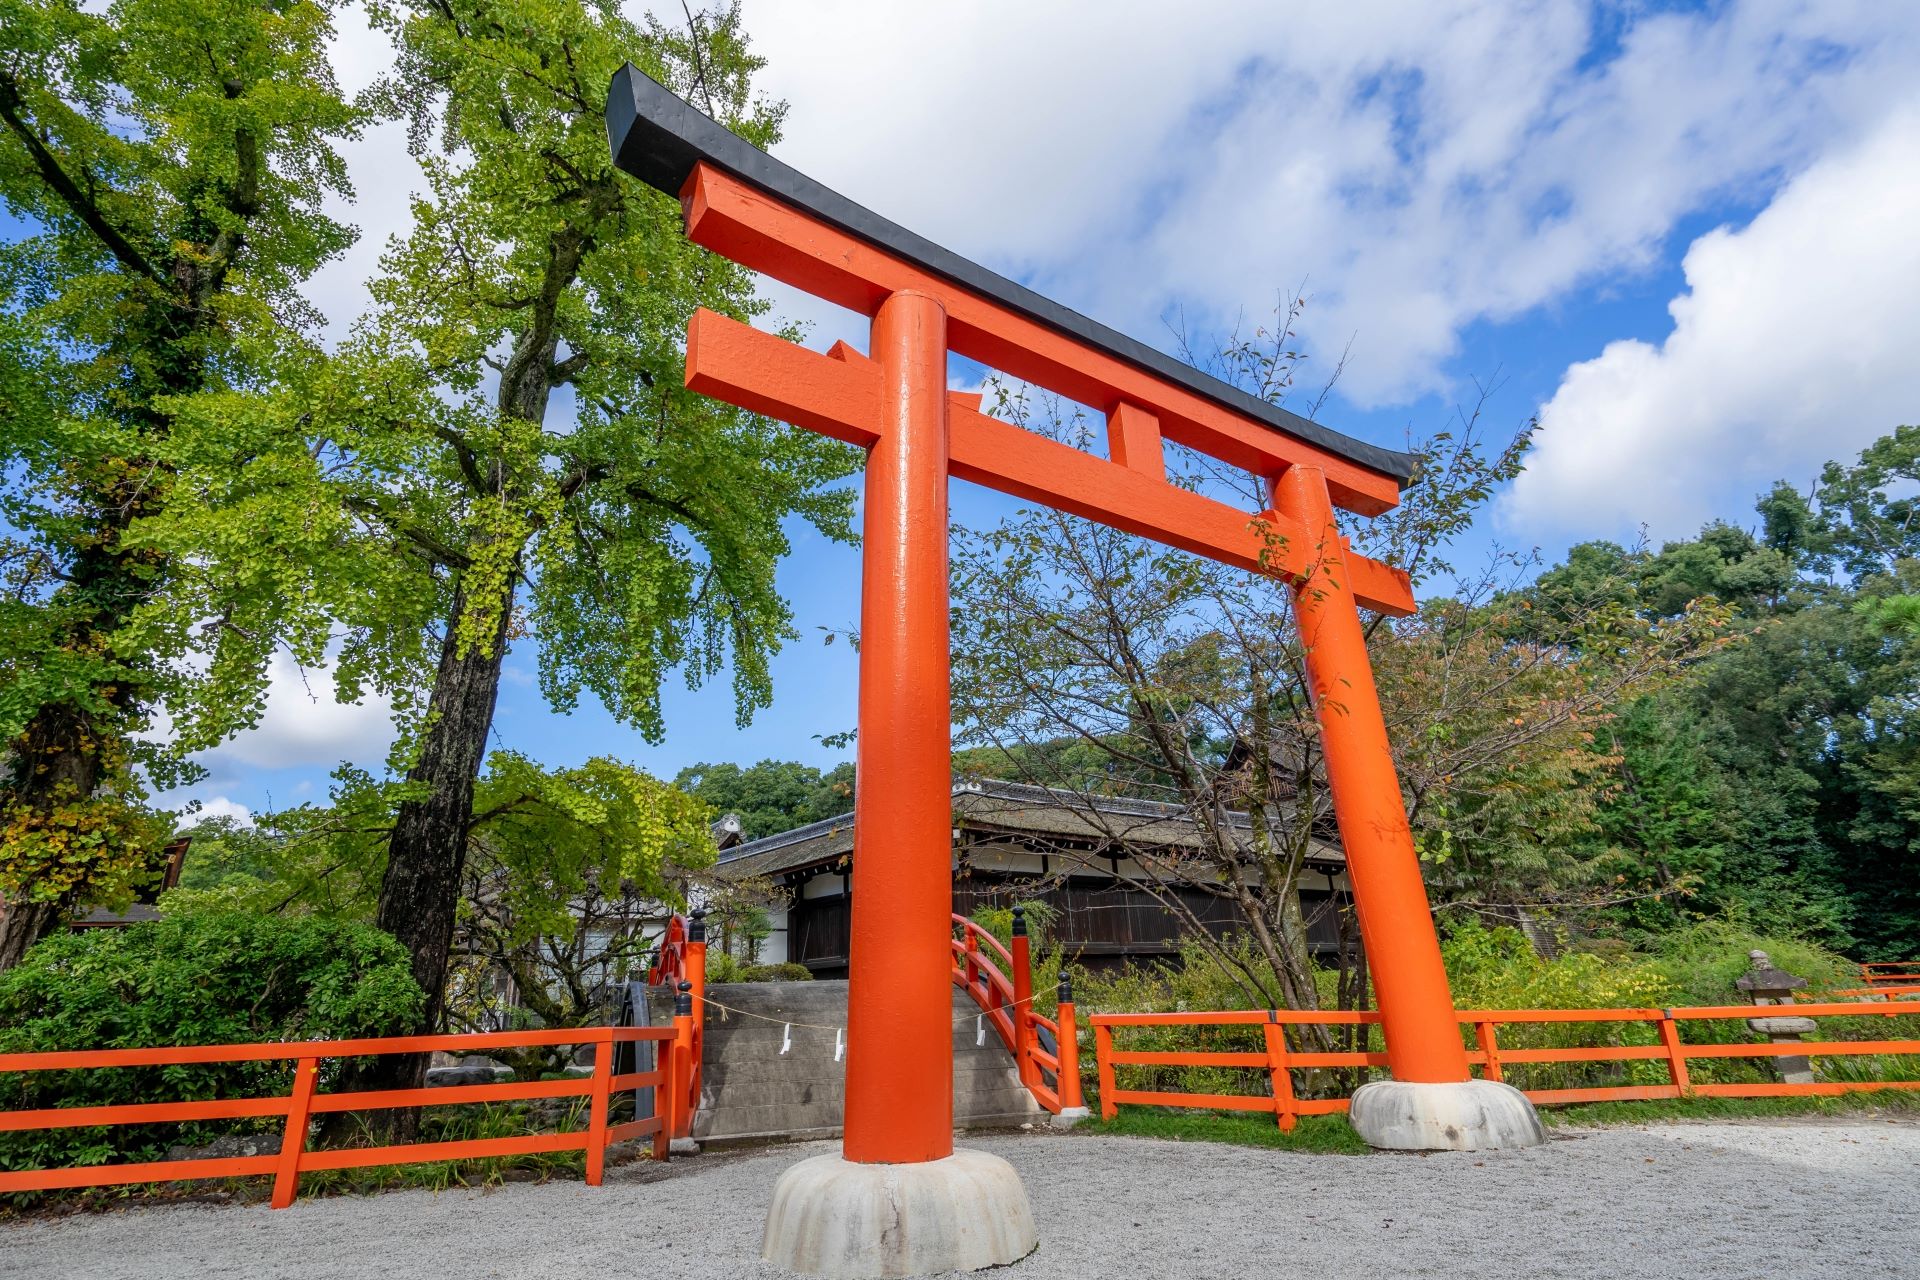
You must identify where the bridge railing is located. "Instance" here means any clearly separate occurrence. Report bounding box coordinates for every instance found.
[950,912,1081,1114]
[0,1022,688,1207]
[1091,1002,1920,1130]
[645,910,707,1140]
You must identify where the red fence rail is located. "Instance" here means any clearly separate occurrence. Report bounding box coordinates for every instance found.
[1091,1002,1920,1130]
[1861,961,1920,990]
[0,1024,685,1206]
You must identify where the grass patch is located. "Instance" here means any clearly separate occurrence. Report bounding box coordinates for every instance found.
[1542,1091,1920,1128]
[1078,1090,1919,1158]
[1080,1110,1370,1154]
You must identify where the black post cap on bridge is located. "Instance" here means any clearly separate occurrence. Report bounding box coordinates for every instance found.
[1010,904,1028,938]
[603,63,1414,486]
[1058,973,1074,1006]
[688,907,708,942]
[675,981,693,1017]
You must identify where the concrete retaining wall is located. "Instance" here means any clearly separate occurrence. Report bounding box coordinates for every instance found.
[692,980,1045,1145]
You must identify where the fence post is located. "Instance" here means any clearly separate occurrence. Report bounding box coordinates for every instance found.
[687,910,708,1120]
[1261,1015,1299,1133]
[1658,1011,1692,1097]
[585,1032,613,1187]
[652,1029,674,1162]
[672,981,696,1141]
[1475,1020,1504,1084]
[1055,974,1088,1120]
[1094,1021,1118,1121]
[1011,906,1033,1086]
[270,1056,318,1210]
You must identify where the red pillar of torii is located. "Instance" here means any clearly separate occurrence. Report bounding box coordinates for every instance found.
[607,65,1541,1279]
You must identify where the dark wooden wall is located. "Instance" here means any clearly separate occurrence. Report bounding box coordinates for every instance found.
[786,869,1346,978]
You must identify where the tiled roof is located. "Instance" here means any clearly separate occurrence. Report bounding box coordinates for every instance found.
[714,778,1344,880]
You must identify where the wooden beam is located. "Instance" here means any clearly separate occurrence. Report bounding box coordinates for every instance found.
[685,309,1415,616]
[681,164,1404,517]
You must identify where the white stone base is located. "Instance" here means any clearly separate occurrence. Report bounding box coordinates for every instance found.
[1051,1106,1091,1131]
[1348,1079,1546,1151]
[761,1149,1038,1278]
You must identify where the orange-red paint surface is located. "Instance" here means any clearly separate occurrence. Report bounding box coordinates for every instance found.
[684,309,1415,615]
[680,164,1401,515]
[1270,465,1470,1083]
[951,914,1067,1114]
[0,1025,677,1202]
[671,153,1470,1151]
[1091,1003,1920,1127]
[842,291,956,1164]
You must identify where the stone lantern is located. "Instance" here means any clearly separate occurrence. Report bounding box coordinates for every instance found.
[1735,950,1815,1085]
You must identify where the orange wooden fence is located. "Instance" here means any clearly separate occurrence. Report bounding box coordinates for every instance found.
[1860,961,1920,991]
[1092,1002,1920,1130]
[0,1022,689,1206]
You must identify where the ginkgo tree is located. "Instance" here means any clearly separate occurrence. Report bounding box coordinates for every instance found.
[268,0,858,1057]
[0,0,364,967]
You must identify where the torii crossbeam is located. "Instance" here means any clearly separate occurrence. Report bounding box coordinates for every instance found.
[606,64,1542,1280]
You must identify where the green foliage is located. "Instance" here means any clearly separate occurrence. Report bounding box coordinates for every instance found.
[705,954,811,983]
[1641,920,1857,1005]
[299,0,858,742]
[1073,941,1298,1106]
[0,911,422,1176]
[0,787,172,911]
[674,758,855,840]
[967,899,1063,1018]
[0,0,364,940]
[463,752,715,948]
[170,815,283,895]
[1511,426,1920,960]
[1439,919,1676,1011]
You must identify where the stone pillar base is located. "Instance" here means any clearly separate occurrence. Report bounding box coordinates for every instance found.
[1051,1106,1091,1130]
[1349,1079,1546,1151]
[761,1149,1038,1278]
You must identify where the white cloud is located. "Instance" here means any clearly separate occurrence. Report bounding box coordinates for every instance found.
[730,0,1920,404]
[306,4,416,340]
[208,650,398,771]
[315,2,1920,420]
[178,796,255,828]
[1504,100,1920,538]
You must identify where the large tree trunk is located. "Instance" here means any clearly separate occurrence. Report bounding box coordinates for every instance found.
[358,578,514,1111]
[0,899,67,971]
[0,701,109,971]
[381,579,514,1026]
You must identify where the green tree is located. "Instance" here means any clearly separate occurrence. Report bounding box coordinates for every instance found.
[1528,427,1920,956]
[0,0,363,966]
[674,758,855,839]
[293,0,855,1052]
[949,306,1725,1019]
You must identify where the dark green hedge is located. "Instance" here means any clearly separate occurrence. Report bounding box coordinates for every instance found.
[0,911,423,1178]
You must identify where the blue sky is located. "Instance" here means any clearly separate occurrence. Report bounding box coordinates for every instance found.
[20,1,1920,825]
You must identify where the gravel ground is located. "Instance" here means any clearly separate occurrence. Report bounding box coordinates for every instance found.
[4,1120,1917,1279]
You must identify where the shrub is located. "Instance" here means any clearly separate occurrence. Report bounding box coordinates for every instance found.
[1073,939,1289,1106]
[705,953,812,983]
[0,910,423,1179]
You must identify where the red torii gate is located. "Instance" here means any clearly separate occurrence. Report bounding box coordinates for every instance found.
[606,66,1541,1279]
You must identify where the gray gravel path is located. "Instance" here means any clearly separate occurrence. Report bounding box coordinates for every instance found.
[4,1120,1917,1279]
